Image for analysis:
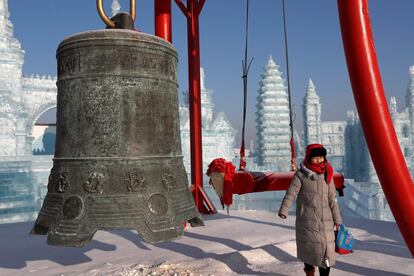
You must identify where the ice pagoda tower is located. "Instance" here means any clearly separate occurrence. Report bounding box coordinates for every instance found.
[303,79,322,146]
[255,56,291,171]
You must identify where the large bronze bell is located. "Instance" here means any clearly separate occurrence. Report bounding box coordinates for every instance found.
[31,24,203,246]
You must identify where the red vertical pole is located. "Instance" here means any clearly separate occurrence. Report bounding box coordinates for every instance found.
[154,0,172,43]
[338,0,414,257]
[172,0,214,213]
[187,0,204,212]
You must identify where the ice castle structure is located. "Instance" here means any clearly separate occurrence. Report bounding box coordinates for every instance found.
[303,68,414,221]
[302,79,346,171]
[0,0,56,223]
[255,56,291,171]
[179,68,236,177]
[0,0,57,156]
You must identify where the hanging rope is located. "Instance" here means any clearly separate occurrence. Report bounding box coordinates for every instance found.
[281,0,297,171]
[239,0,254,171]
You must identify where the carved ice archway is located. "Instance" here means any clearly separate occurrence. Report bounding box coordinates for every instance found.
[25,101,57,138]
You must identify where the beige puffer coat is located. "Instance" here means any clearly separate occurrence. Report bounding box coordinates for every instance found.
[279,163,342,268]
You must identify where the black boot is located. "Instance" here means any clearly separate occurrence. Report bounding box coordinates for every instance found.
[319,266,330,276]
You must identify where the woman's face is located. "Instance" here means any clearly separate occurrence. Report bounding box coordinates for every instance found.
[311,156,325,164]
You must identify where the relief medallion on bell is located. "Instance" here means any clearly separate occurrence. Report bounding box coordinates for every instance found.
[57,171,70,193]
[125,168,146,192]
[147,193,169,216]
[83,172,105,194]
[62,195,84,220]
[162,167,176,189]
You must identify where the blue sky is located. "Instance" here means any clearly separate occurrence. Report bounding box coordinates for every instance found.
[8,0,414,144]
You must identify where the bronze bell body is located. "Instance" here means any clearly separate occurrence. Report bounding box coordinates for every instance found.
[31,29,202,247]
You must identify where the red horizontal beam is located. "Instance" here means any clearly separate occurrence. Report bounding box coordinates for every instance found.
[232,171,345,195]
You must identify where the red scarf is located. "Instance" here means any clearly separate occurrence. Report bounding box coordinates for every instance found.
[303,144,334,183]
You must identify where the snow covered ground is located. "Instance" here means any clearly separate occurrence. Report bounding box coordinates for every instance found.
[0,210,412,276]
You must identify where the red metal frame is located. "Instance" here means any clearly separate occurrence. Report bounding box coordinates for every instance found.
[155,0,215,214]
[153,0,414,255]
[338,0,414,257]
[154,0,172,43]
[232,171,345,194]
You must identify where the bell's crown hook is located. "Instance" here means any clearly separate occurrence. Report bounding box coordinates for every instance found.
[97,0,136,29]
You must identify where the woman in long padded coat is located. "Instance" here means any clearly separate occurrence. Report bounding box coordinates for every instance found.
[278,144,342,276]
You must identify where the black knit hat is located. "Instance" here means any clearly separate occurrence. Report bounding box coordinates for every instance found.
[309,147,327,159]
